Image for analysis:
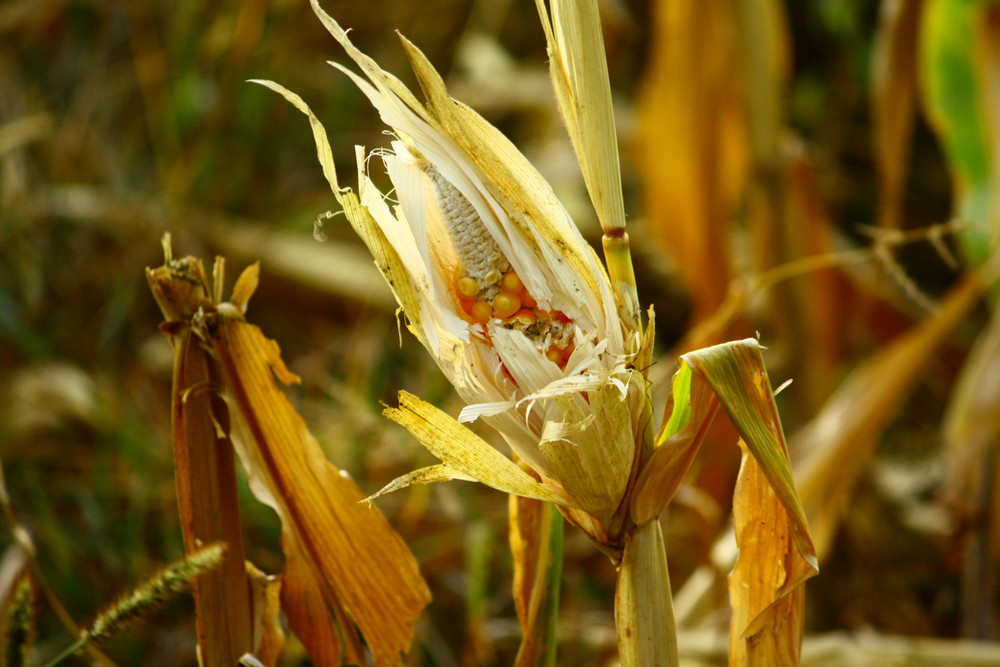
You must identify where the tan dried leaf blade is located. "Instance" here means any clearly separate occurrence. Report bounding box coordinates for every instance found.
[682,340,816,569]
[208,306,431,666]
[679,339,818,659]
[149,253,257,666]
[728,443,809,666]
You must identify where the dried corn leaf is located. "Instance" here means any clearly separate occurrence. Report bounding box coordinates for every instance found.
[630,362,720,525]
[149,255,256,667]
[382,391,572,505]
[794,271,984,558]
[728,441,809,666]
[943,299,1000,514]
[872,0,922,230]
[245,562,285,667]
[671,339,816,661]
[614,520,677,667]
[208,304,431,666]
[279,535,365,666]
[682,339,816,570]
[636,0,746,324]
[510,496,563,667]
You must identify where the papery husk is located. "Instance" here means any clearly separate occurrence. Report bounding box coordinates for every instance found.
[377,392,571,505]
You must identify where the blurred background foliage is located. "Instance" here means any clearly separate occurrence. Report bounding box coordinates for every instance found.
[2,0,999,664]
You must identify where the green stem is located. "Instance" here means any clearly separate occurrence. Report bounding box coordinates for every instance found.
[41,635,89,667]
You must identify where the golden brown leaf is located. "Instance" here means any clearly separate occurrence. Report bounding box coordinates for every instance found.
[728,441,810,667]
[209,314,431,666]
[794,271,985,558]
[872,0,922,230]
[148,255,256,667]
[636,0,747,325]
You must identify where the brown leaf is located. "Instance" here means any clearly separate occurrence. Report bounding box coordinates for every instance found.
[728,441,810,666]
[636,0,747,325]
[279,535,365,666]
[209,311,431,666]
[509,495,562,667]
[943,289,1000,516]
[245,561,286,667]
[871,0,922,230]
[149,255,255,667]
[794,271,984,559]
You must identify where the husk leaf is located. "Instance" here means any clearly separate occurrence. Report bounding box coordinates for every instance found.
[382,392,572,505]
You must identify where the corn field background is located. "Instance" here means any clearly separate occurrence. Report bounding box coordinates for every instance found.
[3,0,1000,665]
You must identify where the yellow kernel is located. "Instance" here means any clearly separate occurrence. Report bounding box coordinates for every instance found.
[501,272,523,294]
[546,346,563,364]
[492,292,521,319]
[456,276,479,298]
[471,300,493,323]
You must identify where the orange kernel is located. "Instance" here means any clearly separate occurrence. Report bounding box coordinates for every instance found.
[492,292,521,319]
[520,290,537,308]
[456,276,479,299]
[501,272,523,294]
[471,300,493,323]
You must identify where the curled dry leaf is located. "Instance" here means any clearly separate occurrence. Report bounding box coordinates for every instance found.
[148,242,430,666]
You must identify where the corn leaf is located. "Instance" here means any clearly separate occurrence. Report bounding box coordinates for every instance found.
[245,562,285,667]
[920,0,998,266]
[630,363,720,525]
[148,256,257,667]
[795,270,986,558]
[382,391,572,505]
[681,339,816,571]
[728,440,809,664]
[872,0,922,230]
[279,535,365,666]
[199,267,430,666]
[635,0,745,324]
[944,297,1000,514]
[510,496,563,667]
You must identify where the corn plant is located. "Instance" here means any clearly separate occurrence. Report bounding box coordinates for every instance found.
[258,1,817,664]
